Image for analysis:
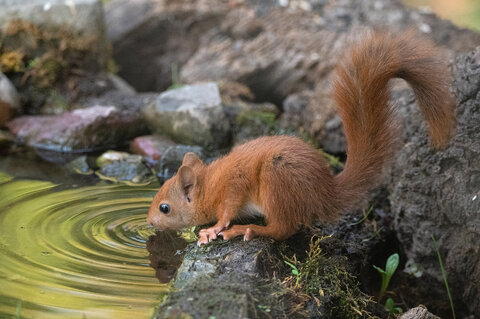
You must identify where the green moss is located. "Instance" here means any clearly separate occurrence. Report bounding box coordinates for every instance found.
[0,19,105,113]
[234,110,279,142]
[282,236,379,319]
[0,51,24,73]
[158,272,293,319]
[236,110,277,129]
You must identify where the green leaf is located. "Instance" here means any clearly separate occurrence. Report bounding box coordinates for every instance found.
[284,261,298,272]
[394,307,403,314]
[384,298,394,311]
[385,253,399,277]
[373,265,386,275]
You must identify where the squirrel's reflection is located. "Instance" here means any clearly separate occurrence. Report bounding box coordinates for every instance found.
[146,230,188,283]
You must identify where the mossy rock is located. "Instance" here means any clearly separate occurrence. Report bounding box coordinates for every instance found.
[0,18,107,114]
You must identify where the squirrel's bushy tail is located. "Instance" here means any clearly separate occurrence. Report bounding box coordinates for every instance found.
[333,31,456,212]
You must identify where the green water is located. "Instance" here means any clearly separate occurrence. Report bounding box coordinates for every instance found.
[0,171,175,319]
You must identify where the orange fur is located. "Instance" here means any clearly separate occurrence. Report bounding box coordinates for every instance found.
[147,31,456,245]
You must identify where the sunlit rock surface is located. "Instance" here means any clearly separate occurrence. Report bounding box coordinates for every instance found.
[142,82,230,150]
[6,105,148,152]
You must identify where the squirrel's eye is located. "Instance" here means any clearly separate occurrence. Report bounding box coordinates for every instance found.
[159,204,170,214]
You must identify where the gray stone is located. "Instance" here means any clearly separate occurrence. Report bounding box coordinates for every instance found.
[96,150,153,184]
[65,156,93,175]
[388,46,480,316]
[0,0,107,68]
[155,239,291,319]
[6,105,148,152]
[399,306,440,319]
[142,82,230,150]
[0,72,19,126]
[156,144,204,182]
[129,135,176,164]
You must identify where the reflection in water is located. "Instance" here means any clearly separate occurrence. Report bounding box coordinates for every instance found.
[0,172,190,319]
[146,231,188,283]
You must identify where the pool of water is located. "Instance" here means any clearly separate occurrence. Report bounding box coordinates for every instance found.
[0,167,187,319]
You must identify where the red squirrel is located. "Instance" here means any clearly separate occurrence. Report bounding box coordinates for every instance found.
[147,31,456,245]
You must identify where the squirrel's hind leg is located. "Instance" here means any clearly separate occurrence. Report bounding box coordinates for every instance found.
[220,222,295,241]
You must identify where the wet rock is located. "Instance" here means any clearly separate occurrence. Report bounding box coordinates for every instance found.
[154,219,385,319]
[142,82,230,150]
[130,135,176,165]
[156,145,204,182]
[65,155,93,175]
[96,150,132,167]
[388,46,480,316]
[155,238,291,319]
[6,105,148,152]
[105,0,227,92]
[0,71,19,126]
[399,306,440,319]
[0,0,107,68]
[96,150,153,184]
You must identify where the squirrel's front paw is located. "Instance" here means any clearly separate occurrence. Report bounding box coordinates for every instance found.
[197,228,218,246]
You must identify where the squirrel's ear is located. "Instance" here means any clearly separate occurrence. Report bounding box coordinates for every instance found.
[178,166,196,196]
[182,152,203,167]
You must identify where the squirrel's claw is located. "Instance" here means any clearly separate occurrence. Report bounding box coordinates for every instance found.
[197,228,219,246]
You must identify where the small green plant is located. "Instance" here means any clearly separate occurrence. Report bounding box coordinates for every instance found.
[432,235,456,319]
[352,205,374,225]
[384,298,402,317]
[373,253,399,299]
[168,62,184,90]
[257,304,271,313]
[284,260,300,287]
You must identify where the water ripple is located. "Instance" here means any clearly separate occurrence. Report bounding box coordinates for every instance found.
[0,174,174,319]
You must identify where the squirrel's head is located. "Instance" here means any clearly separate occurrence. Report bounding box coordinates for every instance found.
[147,152,205,230]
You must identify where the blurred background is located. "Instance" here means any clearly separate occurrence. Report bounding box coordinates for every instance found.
[404,0,480,31]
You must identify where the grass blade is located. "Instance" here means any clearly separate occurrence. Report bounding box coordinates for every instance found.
[431,235,456,319]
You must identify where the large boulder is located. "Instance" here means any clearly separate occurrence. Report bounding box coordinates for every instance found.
[6,105,148,152]
[142,82,230,150]
[388,46,480,316]
[0,71,19,126]
[176,0,480,153]
[154,239,289,319]
[105,0,227,92]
